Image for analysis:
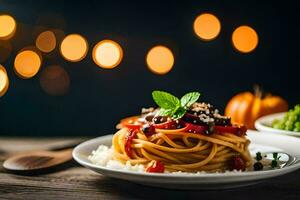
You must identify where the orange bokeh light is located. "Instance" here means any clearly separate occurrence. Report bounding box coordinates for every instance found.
[0,65,9,97]
[193,13,221,41]
[39,65,70,96]
[232,25,259,53]
[92,40,123,69]
[146,45,174,75]
[36,30,56,53]
[14,49,42,79]
[60,34,88,62]
[0,14,16,40]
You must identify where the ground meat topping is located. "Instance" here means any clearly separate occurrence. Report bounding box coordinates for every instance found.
[185,102,231,126]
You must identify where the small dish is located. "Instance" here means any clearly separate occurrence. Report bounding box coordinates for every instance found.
[255,112,300,137]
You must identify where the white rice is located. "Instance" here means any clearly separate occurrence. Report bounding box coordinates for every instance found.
[88,145,244,174]
[88,145,145,172]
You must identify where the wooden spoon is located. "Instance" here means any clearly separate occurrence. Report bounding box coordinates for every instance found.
[3,148,73,174]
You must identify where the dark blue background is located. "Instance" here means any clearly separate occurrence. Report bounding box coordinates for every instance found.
[0,0,299,136]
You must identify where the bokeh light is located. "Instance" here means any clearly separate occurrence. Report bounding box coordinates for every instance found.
[39,65,70,96]
[14,49,42,79]
[60,34,88,62]
[146,45,174,75]
[92,40,123,69]
[232,25,259,53]
[36,30,56,53]
[193,13,221,41]
[0,14,16,40]
[0,40,12,62]
[0,65,9,97]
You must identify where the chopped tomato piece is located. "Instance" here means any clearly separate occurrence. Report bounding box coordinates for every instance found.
[120,116,142,130]
[153,120,182,129]
[146,160,165,173]
[123,123,142,130]
[183,122,208,133]
[182,122,247,136]
[230,155,246,171]
[124,129,138,158]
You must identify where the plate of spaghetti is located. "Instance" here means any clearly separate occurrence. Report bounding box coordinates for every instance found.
[73,90,300,189]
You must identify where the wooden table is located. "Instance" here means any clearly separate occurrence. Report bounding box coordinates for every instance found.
[1,137,300,200]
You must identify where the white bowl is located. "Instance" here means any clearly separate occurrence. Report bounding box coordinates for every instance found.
[73,130,300,189]
[255,112,300,137]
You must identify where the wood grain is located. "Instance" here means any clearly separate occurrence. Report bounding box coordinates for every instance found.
[1,137,300,200]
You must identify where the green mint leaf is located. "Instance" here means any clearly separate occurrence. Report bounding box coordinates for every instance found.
[158,108,174,116]
[172,107,186,119]
[273,152,278,160]
[152,91,180,109]
[180,92,200,108]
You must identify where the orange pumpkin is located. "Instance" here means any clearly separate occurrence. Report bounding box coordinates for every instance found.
[225,88,288,129]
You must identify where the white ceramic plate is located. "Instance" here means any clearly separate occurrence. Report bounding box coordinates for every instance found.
[255,112,300,137]
[73,130,300,189]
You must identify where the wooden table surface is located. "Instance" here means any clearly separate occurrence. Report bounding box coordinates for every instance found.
[1,137,300,200]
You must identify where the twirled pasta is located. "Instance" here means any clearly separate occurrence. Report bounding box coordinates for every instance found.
[112,128,252,172]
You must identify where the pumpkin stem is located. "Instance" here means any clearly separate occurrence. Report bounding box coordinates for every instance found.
[253,84,263,99]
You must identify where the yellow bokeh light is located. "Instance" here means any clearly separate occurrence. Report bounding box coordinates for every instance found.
[36,30,56,53]
[92,40,123,69]
[40,65,70,96]
[60,34,88,62]
[14,49,42,79]
[0,14,16,40]
[146,45,174,75]
[0,65,9,97]
[193,13,221,41]
[232,25,259,53]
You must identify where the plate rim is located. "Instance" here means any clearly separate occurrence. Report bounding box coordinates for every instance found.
[73,131,300,179]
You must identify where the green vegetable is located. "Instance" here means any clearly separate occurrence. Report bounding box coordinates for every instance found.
[271,152,281,168]
[152,90,201,119]
[271,160,278,168]
[255,152,262,161]
[272,104,300,132]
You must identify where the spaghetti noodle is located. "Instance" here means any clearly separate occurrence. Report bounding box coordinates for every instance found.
[112,127,251,172]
